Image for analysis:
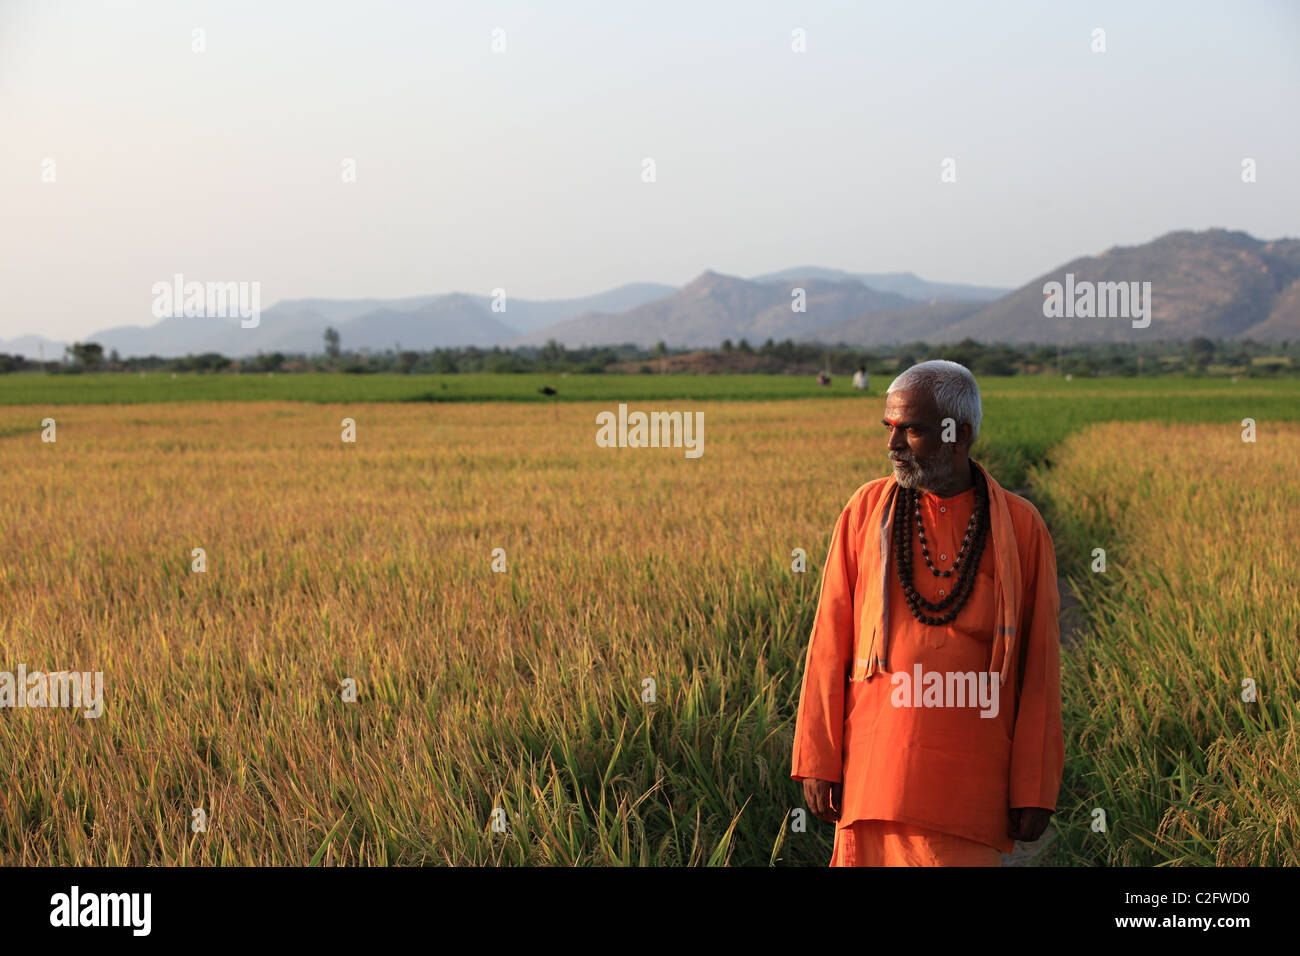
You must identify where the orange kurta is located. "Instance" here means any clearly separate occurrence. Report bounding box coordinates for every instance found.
[790,461,1063,856]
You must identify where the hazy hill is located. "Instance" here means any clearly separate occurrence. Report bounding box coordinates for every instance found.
[266,282,677,337]
[943,229,1300,344]
[10,232,1298,359]
[61,282,678,358]
[0,334,69,361]
[340,296,517,350]
[751,267,1008,302]
[523,231,1300,348]
[516,271,913,348]
[1240,273,1300,341]
[810,300,987,346]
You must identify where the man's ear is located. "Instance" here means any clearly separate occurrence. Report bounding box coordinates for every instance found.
[956,421,974,451]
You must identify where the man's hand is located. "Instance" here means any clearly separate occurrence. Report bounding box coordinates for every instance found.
[802,778,842,824]
[1008,807,1051,842]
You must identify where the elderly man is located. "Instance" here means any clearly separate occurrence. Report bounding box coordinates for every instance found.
[791,360,1063,866]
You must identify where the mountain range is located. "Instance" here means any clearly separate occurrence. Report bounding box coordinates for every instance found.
[4,229,1296,360]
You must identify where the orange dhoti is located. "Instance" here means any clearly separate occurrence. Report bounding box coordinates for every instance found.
[830,819,1003,867]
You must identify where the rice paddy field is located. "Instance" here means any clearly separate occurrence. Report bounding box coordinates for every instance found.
[1035,421,1300,865]
[0,374,1296,865]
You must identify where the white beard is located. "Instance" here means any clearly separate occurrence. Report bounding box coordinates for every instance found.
[891,443,960,491]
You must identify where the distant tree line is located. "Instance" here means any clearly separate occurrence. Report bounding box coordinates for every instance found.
[0,328,1294,377]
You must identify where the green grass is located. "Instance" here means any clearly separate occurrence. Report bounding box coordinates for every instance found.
[4,370,1295,409]
[0,371,865,405]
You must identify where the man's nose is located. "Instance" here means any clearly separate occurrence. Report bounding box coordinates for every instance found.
[887,427,906,451]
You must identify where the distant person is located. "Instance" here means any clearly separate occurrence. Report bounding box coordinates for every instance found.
[852,366,869,391]
[791,359,1063,866]
[817,371,831,386]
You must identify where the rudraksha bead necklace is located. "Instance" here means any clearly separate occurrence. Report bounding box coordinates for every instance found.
[893,463,989,625]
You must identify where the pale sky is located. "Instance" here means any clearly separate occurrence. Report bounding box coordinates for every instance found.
[2,0,1298,341]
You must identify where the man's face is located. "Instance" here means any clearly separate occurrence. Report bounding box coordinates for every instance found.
[882,389,964,490]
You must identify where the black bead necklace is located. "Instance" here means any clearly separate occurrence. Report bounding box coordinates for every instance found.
[916,489,982,578]
[893,463,989,626]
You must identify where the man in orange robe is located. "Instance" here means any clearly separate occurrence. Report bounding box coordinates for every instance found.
[791,360,1063,866]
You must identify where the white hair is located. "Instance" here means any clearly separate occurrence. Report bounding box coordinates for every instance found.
[887,360,982,442]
